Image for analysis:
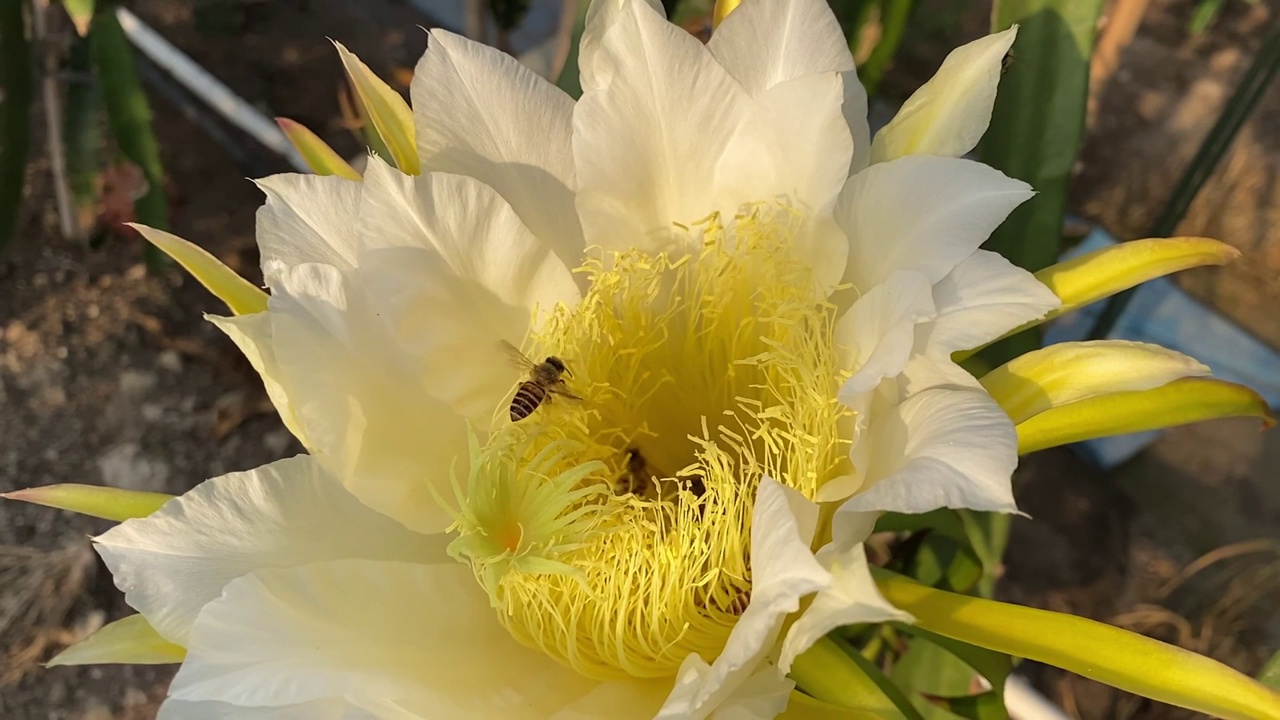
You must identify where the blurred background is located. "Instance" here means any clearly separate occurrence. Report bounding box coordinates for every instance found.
[1,0,1278,717]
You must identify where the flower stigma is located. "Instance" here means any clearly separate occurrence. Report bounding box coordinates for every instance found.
[450,203,854,681]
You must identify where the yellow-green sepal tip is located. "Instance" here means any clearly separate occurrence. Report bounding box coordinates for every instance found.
[276,117,362,181]
[1015,377,1274,455]
[47,614,185,666]
[1036,236,1239,322]
[957,237,1239,360]
[982,340,1210,424]
[333,40,419,175]
[1,483,172,522]
[131,224,269,316]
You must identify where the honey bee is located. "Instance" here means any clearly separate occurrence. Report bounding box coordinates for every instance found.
[500,340,581,422]
[616,447,652,497]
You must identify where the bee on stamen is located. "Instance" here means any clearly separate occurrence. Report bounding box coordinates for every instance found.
[500,340,581,422]
[615,447,653,497]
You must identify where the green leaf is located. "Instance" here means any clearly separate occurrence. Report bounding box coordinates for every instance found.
[841,638,928,720]
[891,635,976,697]
[874,570,1280,720]
[909,534,982,593]
[924,691,1008,720]
[875,510,1004,595]
[0,0,33,252]
[956,510,1009,598]
[876,509,968,542]
[980,0,1104,364]
[890,629,1013,719]
[983,0,1101,272]
[91,4,169,268]
[895,624,1014,694]
[553,0,592,99]
[1188,0,1225,34]
[1260,649,1280,690]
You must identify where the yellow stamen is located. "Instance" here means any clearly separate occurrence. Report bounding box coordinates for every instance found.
[454,203,852,680]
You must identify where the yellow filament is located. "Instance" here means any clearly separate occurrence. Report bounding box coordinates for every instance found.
[454,203,851,680]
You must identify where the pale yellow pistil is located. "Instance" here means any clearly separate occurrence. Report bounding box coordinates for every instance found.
[449,204,853,681]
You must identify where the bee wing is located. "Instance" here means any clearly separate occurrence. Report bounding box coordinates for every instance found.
[498,340,536,372]
[549,384,583,402]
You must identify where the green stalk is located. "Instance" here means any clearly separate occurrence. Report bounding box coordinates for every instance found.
[0,0,33,251]
[1087,18,1280,340]
[64,34,103,240]
[875,569,1280,720]
[91,3,169,269]
[790,636,913,718]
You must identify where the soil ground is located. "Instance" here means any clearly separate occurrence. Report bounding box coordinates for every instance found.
[1,0,1277,718]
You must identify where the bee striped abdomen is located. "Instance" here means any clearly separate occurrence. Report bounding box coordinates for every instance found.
[510,381,547,422]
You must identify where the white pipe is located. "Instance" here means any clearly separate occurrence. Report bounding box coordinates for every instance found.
[114,7,309,172]
[1005,675,1074,720]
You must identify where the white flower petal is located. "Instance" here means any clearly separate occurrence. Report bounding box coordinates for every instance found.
[778,544,911,673]
[578,0,667,93]
[923,249,1060,356]
[157,698,377,720]
[837,156,1033,292]
[268,262,467,534]
[870,28,1018,162]
[95,455,447,645]
[207,313,305,444]
[657,479,829,719]
[706,0,853,95]
[895,353,984,396]
[254,174,362,283]
[711,666,796,720]
[573,0,749,253]
[170,560,602,717]
[413,30,583,268]
[357,161,580,310]
[719,73,851,208]
[843,386,1019,514]
[354,163,580,422]
[358,246,533,424]
[835,270,937,400]
[843,71,872,175]
[549,680,671,720]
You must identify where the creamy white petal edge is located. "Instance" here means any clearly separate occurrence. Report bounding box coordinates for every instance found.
[412,29,584,271]
[657,479,829,719]
[237,160,579,533]
[167,560,658,718]
[94,455,449,645]
[870,28,1017,163]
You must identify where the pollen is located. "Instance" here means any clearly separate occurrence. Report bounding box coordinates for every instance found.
[453,202,853,681]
